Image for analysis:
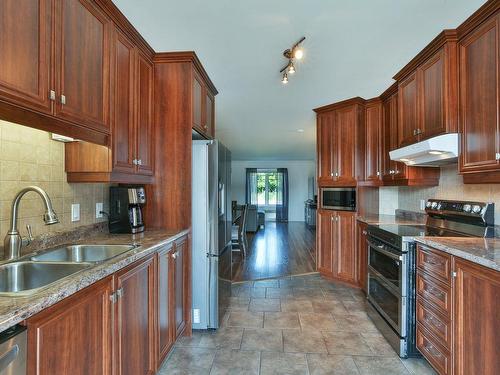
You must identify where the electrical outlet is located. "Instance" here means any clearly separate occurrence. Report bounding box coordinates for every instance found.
[96,202,103,218]
[71,204,80,222]
[193,309,201,324]
[420,199,426,211]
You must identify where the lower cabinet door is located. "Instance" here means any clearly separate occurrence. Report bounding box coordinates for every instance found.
[157,243,175,364]
[454,259,500,375]
[335,211,356,282]
[172,237,188,338]
[317,210,334,275]
[26,277,113,375]
[115,256,156,375]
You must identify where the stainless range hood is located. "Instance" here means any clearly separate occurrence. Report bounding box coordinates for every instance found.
[389,133,459,167]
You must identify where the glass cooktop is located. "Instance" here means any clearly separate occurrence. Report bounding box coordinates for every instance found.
[372,224,470,238]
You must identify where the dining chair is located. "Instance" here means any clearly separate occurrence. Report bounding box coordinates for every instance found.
[231,204,248,257]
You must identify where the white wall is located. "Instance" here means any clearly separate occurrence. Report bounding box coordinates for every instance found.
[231,160,316,222]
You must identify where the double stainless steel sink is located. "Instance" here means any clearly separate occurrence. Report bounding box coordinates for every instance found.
[0,244,137,296]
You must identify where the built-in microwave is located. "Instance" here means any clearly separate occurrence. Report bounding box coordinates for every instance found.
[320,187,356,211]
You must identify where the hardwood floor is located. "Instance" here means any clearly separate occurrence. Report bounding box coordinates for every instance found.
[232,222,316,282]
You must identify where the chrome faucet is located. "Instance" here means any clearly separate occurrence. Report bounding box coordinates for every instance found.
[3,186,59,260]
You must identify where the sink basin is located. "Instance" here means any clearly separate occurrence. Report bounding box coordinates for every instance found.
[0,261,90,295]
[31,244,137,263]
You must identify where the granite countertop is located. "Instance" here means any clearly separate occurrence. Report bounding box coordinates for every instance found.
[0,229,189,332]
[415,237,500,272]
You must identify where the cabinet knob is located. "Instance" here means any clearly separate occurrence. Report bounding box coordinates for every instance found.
[137,159,142,166]
[362,230,367,235]
[60,94,66,105]
[172,251,178,259]
[49,90,56,101]
[496,152,500,161]
[132,159,137,165]
[376,171,380,176]
[334,172,339,177]
[330,172,334,177]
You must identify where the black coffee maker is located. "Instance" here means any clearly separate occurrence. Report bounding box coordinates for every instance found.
[109,186,146,234]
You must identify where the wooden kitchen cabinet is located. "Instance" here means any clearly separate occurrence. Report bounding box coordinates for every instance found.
[453,258,500,375]
[26,277,113,375]
[192,69,216,138]
[55,0,112,132]
[157,242,175,364]
[362,98,383,184]
[356,221,368,293]
[380,84,440,186]
[416,243,500,375]
[317,209,357,284]
[64,25,154,184]
[314,97,364,187]
[172,236,189,338]
[394,31,458,147]
[458,9,500,183]
[0,0,53,114]
[317,210,334,275]
[114,255,156,375]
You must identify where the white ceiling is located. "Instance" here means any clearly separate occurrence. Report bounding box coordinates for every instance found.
[113,0,485,160]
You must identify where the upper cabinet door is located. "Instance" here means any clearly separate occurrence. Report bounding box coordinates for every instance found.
[111,29,136,174]
[136,51,154,176]
[335,107,357,185]
[317,113,334,184]
[0,0,52,113]
[192,72,203,131]
[419,50,446,139]
[364,101,382,182]
[398,72,419,147]
[55,0,111,131]
[205,90,215,138]
[459,13,500,173]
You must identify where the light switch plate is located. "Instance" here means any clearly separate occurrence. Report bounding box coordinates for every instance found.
[71,204,80,222]
[96,202,103,218]
[193,309,201,324]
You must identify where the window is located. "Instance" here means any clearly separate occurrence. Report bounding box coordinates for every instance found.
[256,170,282,208]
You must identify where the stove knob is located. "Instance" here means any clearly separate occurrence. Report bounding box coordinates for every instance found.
[426,201,432,208]
[472,205,482,214]
[437,202,442,210]
[431,202,438,209]
[463,204,471,213]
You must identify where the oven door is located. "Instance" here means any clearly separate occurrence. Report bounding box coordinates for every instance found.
[367,237,408,337]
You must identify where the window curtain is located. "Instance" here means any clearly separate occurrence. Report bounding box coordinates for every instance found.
[245,168,258,205]
[276,168,289,222]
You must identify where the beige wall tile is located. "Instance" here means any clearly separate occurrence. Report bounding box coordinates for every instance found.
[0,120,111,237]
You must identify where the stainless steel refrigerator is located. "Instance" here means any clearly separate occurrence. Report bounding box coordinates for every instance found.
[192,139,232,329]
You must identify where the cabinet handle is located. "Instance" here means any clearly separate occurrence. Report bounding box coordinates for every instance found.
[413,129,417,136]
[362,230,367,235]
[172,251,179,259]
[137,159,142,166]
[496,152,500,161]
[49,90,56,101]
[424,342,442,358]
[60,94,66,105]
[334,172,339,177]
[376,171,380,176]
[330,172,334,177]
[116,287,124,298]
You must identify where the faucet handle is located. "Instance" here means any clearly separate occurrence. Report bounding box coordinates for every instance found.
[26,224,34,242]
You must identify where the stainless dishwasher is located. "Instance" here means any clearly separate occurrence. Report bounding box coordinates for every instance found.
[0,326,26,375]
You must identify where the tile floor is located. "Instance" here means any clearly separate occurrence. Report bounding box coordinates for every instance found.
[158,273,436,375]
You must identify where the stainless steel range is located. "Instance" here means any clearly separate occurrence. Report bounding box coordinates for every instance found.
[365,199,495,358]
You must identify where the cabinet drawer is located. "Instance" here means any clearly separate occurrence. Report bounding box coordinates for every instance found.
[417,245,451,284]
[417,271,452,316]
[417,324,451,375]
[416,300,451,349]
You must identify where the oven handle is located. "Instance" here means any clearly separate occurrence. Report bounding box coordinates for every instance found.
[367,239,403,261]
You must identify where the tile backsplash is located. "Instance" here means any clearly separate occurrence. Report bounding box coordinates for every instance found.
[379,165,500,224]
[0,120,110,240]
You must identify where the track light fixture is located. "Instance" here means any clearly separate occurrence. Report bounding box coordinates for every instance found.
[280,36,305,84]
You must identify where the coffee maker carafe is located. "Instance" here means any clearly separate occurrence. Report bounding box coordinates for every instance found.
[109,186,146,234]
